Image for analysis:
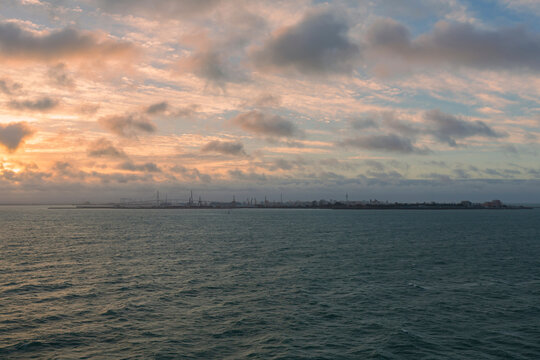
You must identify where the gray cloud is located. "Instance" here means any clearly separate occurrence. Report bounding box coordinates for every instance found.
[502,168,522,176]
[381,112,420,137]
[78,103,100,115]
[364,160,386,171]
[453,168,471,179]
[0,78,22,94]
[98,114,156,138]
[175,104,200,118]
[253,9,360,74]
[0,21,134,61]
[171,165,212,183]
[373,0,464,20]
[178,50,244,87]
[189,51,226,81]
[175,9,265,86]
[341,134,429,154]
[8,97,58,111]
[424,109,504,146]
[483,168,503,177]
[228,169,267,182]
[351,118,379,130]
[271,158,294,171]
[201,140,247,156]
[365,169,404,180]
[52,161,82,179]
[500,144,518,154]
[231,110,302,138]
[267,157,307,171]
[319,158,356,171]
[120,161,161,173]
[353,110,503,148]
[48,63,74,88]
[367,19,540,72]
[0,122,34,152]
[146,101,169,115]
[93,0,221,18]
[87,138,127,158]
[422,172,453,183]
[249,93,282,108]
[424,160,448,168]
[352,112,420,136]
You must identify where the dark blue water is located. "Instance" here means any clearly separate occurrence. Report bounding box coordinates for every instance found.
[1,207,539,359]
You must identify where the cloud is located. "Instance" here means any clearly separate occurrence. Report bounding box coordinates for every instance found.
[146,101,169,115]
[175,12,260,86]
[231,110,302,138]
[8,97,58,111]
[341,134,429,154]
[119,161,161,173]
[424,109,504,146]
[201,140,247,156]
[176,104,200,118]
[171,165,212,183]
[228,169,267,182]
[249,93,282,108]
[500,0,540,16]
[252,9,360,75]
[269,158,296,171]
[47,63,74,88]
[453,168,471,179]
[87,138,127,158]
[372,0,470,21]
[92,0,221,18]
[78,103,100,115]
[0,21,135,62]
[319,158,355,171]
[366,19,540,72]
[351,110,503,148]
[380,112,422,137]
[364,160,386,171]
[500,144,518,154]
[0,122,35,152]
[146,100,198,118]
[98,114,156,138]
[177,50,238,87]
[0,78,22,94]
[351,118,379,130]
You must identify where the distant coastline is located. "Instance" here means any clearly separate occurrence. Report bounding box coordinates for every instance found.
[49,199,532,210]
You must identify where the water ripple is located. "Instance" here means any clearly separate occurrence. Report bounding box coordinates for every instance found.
[1,207,540,359]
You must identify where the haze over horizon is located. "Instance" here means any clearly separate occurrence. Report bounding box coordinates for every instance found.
[1,0,540,204]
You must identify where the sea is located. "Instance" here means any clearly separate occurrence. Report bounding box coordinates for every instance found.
[1,206,539,359]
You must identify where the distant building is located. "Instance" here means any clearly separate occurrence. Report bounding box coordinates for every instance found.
[460,200,472,207]
[482,200,503,208]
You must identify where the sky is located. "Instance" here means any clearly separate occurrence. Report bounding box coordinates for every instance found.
[1,0,540,204]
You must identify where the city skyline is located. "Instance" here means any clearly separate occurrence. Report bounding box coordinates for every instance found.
[1,1,540,203]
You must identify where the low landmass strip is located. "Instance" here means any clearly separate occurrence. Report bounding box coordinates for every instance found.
[49,198,531,210]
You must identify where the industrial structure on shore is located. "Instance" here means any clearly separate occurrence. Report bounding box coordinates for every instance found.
[56,191,531,210]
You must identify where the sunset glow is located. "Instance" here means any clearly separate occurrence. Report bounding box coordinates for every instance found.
[1,0,540,203]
